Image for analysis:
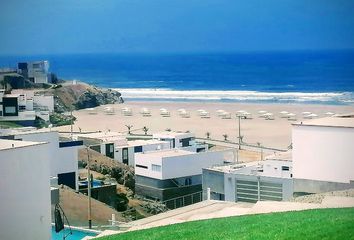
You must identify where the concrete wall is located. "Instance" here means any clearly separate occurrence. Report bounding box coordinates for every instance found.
[0,143,51,240]
[15,131,79,190]
[135,150,228,180]
[294,178,354,194]
[293,125,354,183]
[33,95,54,112]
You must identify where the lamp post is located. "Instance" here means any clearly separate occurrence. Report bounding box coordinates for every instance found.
[238,116,241,150]
[86,147,92,229]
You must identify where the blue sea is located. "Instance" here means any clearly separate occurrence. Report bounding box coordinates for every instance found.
[1,50,354,105]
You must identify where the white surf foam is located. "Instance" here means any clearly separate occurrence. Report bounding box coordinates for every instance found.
[113,88,353,104]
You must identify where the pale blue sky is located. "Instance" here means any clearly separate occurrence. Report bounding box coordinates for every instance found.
[0,0,354,55]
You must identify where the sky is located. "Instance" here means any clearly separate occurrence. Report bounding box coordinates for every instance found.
[0,0,354,55]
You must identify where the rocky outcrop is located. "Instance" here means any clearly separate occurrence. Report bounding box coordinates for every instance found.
[44,82,124,113]
[75,88,123,109]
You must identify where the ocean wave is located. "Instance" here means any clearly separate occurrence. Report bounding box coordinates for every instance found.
[113,88,354,104]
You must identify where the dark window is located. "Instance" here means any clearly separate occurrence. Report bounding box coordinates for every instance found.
[58,172,76,189]
[282,166,290,171]
[122,148,129,165]
[2,97,18,116]
[134,146,143,153]
[136,164,148,169]
[185,178,192,185]
[105,143,114,158]
[180,137,192,147]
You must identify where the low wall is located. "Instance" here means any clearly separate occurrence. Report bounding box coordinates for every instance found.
[294,178,354,194]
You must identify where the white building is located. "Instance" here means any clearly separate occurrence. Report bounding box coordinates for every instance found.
[135,148,231,207]
[0,89,54,124]
[153,131,207,152]
[292,115,354,193]
[1,129,83,190]
[18,61,50,84]
[0,139,51,240]
[76,132,170,166]
[203,153,293,203]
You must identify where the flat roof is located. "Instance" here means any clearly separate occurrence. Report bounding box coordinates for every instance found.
[153,131,194,137]
[2,128,57,136]
[127,139,167,147]
[0,139,47,151]
[75,131,124,140]
[265,151,292,161]
[136,149,196,158]
[293,116,354,128]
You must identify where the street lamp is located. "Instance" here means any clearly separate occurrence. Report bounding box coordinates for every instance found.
[86,147,92,229]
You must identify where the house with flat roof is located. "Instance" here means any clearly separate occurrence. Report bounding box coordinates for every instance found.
[153,131,208,152]
[135,148,232,208]
[203,155,293,203]
[0,129,83,190]
[0,139,52,240]
[76,132,170,166]
[18,60,50,84]
[292,115,354,193]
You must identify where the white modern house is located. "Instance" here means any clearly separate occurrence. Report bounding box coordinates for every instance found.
[0,89,54,124]
[18,60,50,84]
[76,132,170,166]
[153,131,208,152]
[202,152,293,203]
[0,139,51,240]
[135,148,232,208]
[0,129,83,190]
[292,115,354,193]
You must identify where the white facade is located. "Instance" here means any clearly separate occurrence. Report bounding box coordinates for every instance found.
[18,61,49,84]
[135,149,229,180]
[2,129,81,190]
[0,139,51,240]
[293,118,354,183]
[153,131,196,150]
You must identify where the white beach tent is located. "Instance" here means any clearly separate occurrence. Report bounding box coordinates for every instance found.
[287,113,297,121]
[304,113,318,119]
[325,112,335,116]
[199,110,210,118]
[160,108,170,117]
[121,107,133,116]
[302,111,312,115]
[263,112,275,120]
[140,108,151,117]
[104,106,115,115]
[86,108,97,115]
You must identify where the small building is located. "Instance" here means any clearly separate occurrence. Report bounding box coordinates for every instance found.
[153,131,208,152]
[292,115,354,193]
[18,61,50,84]
[77,132,170,166]
[0,139,51,240]
[135,149,231,208]
[203,154,293,203]
[0,129,83,190]
[0,89,54,125]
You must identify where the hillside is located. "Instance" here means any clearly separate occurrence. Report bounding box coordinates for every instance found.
[97,207,354,240]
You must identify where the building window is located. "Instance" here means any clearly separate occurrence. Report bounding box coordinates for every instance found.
[282,166,290,171]
[136,164,148,169]
[134,146,143,153]
[185,178,192,185]
[5,106,16,114]
[151,164,161,172]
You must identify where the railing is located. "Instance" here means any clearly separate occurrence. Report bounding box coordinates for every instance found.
[162,191,203,210]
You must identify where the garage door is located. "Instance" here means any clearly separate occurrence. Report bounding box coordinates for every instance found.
[236,180,283,203]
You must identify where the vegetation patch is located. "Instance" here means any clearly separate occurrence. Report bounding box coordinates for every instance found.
[98,207,354,240]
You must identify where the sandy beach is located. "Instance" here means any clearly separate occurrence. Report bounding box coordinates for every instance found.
[56,101,353,150]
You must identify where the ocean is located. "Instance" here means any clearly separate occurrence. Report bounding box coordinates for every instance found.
[1,50,354,105]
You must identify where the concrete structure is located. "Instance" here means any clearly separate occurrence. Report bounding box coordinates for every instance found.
[153,131,208,152]
[18,61,50,84]
[135,149,232,207]
[0,129,83,190]
[203,157,293,203]
[0,139,51,240]
[292,116,354,193]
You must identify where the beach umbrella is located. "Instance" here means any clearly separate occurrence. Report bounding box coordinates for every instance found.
[287,113,296,116]
[302,111,311,115]
[325,112,335,115]
[308,113,318,117]
[258,110,267,114]
[279,111,288,114]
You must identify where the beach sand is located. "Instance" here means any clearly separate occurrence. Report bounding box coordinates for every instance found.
[55,101,353,149]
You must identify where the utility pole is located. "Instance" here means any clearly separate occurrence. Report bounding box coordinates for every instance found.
[70,109,73,140]
[238,116,241,150]
[86,147,92,229]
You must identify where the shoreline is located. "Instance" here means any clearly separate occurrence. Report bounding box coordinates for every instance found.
[55,100,353,150]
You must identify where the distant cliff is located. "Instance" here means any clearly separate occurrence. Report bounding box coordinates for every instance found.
[43,82,124,113]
